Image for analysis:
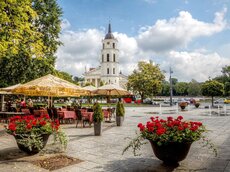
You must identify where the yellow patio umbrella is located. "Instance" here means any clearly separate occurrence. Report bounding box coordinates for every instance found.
[83,85,97,95]
[0,84,22,111]
[12,74,87,107]
[0,84,22,92]
[83,85,98,105]
[12,74,87,97]
[92,84,130,104]
[92,84,130,96]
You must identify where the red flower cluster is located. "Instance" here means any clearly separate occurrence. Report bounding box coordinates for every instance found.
[137,116,205,144]
[6,114,60,135]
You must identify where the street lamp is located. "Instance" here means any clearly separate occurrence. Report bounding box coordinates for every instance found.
[169,67,173,106]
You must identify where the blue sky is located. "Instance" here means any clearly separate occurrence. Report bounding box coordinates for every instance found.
[56,0,230,82]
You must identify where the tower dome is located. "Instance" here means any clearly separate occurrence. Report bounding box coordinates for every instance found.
[105,23,114,39]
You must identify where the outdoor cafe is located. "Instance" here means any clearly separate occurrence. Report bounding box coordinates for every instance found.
[0,74,130,126]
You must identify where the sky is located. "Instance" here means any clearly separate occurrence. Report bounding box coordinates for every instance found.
[56,0,230,82]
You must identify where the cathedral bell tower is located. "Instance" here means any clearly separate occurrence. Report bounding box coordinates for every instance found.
[100,23,119,85]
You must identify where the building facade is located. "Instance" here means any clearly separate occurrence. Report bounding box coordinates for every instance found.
[84,24,127,88]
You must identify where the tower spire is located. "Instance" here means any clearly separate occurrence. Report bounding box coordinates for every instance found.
[108,22,111,33]
[104,22,114,39]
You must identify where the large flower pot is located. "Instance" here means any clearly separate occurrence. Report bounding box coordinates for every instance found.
[195,104,200,108]
[180,106,186,110]
[14,134,50,155]
[116,116,124,126]
[94,122,102,136]
[149,140,192,166]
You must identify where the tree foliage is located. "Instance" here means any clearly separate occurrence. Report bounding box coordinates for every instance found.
[56,71,75,84]
[214,65,230,96]
[161,81,170,96]
[0,0,63,87]
[174,82,188,96]
[187,79,201,96]
[201,80,224,106]
[127,61,165,101]
[32,0,62,65]
[0,56,56,87]
[116,101,125,117]
[0,0,45,58]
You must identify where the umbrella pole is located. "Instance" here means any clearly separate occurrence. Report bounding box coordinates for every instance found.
[1,95,4,112]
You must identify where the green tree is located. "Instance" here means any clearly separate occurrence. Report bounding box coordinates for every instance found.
[224,82,230,96]
[174,82,188,96]
[161,81,170,96]
[201,80,224,107]
[0,56,55,87]
[187,79,201,96]
[56,71,75,83]
[0,0,62,87]
[116,101,125,117]
[171,78,178,85]
[0,0,45,58]
[128,61,165,101]
[214,65,230,96]
[93,103,103,122]
[32,0,62,65]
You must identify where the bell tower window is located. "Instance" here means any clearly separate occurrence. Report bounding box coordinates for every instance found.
[113,68,115,74]
[102,54,104,62]
[113,43,115,48]
[103,43,105,49]
[107,68,109,74]
[113,54,115,62]
[107,54,109,62]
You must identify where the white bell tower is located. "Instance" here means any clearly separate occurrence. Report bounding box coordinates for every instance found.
[100,23,119,85]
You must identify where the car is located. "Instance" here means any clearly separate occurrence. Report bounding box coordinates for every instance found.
[143,98,152,104]
[224,98,230,104]
[152,101,160,105]
[163,99,177,105]
[214,98,224,104]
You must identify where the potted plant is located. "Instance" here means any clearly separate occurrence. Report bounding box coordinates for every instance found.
[123,116,217,166]
[93,103,104,136]
[179,102,188,110]
[5,114,68,154]
[116,101,125,126]
[195,102,200,108]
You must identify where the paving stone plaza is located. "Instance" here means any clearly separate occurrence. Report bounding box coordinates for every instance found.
[0,105,230,172]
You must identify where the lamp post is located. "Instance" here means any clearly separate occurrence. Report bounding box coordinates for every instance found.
[169,67,173,106]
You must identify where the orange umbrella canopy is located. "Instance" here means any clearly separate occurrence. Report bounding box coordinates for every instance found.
[12,74,87,97]
[92,84,130,96]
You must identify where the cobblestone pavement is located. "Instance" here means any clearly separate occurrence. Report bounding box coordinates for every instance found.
[0,105,230,172]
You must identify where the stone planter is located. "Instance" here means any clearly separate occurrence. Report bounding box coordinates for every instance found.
[149,140,192,166]
[195,103,200,108]
[180,105,186,110]
[14,134,50,155]
[94,122,102,136]
[116,116,124,126]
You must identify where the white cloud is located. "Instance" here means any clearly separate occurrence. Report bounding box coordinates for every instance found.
[161,51,230,82]
[56,29,103,76]
[137,8,227,52]
[56,9,228,82]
